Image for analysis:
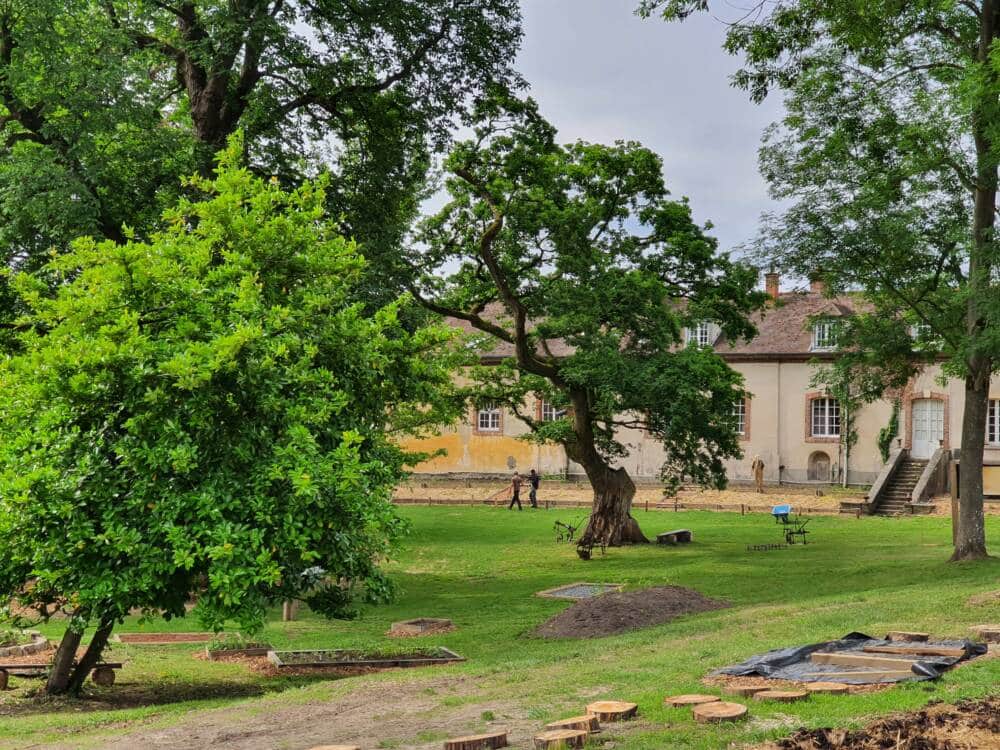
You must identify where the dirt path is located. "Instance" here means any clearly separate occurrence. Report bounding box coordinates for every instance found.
[32,675,533,750]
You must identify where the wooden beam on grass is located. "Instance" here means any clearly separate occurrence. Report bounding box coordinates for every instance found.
[809,652,918,669]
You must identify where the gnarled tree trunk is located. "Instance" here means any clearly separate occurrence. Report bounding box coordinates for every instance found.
[567,390,648,551]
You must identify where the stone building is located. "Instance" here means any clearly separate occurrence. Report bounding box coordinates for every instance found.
[401,273,989,490]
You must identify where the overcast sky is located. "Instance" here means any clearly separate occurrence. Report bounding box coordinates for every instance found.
[516,1,785,256]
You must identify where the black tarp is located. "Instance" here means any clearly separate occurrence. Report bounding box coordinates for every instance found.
[713,632,987,684]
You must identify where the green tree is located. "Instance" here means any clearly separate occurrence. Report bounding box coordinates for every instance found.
[641,0,998,560]
[0,0,524,321]
[410,95,764,551]
[0,137,463,696]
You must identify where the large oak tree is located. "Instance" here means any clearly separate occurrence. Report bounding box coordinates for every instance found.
[410,95,763,550]
[642,0,1000,560]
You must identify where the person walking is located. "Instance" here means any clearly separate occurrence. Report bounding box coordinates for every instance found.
[508,471,523,510]
[528,469,540,508]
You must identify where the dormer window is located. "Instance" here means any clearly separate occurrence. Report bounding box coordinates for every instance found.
[811,320,837,351]
[686,321,712,347]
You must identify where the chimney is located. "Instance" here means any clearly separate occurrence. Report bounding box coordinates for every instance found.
[765,272,779,301]
[810,276,826,295]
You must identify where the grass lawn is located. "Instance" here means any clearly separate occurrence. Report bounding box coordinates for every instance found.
[2,506,999,750]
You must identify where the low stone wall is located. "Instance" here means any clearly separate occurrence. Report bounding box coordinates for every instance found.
[0,631,49,658]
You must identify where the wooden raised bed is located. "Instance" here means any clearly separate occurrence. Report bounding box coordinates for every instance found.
[116,632,214,644]
[267,647,464,669]
[206,644,272,660]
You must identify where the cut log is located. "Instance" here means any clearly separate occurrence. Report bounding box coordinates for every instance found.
[0,670,7,691]
[532,729,587,750]
[692,701,748,723]
[803,682,850,694]
[444,731,508,750]
[970,625,1000,644]
[664,694,720,707]
[722,685,768,697]
[753,690,809,703]
[886,631,929,642]
[809,652,917,669]
[585,701,637,722]
[863,645,966,658]
[803,670,914,680]
[91,667,116,687]
[545,716,600,733]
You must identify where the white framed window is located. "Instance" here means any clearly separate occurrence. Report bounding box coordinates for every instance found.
[731,399,746,436]
[540,400,567,422]
[988,400,1000,445]
[811,320,838,351]
[476,402,501,432]
[811,397,841,437]
[686,321,712,346]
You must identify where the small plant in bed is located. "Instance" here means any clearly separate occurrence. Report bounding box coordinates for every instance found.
[205,633,273,660]
[0,627,33,647]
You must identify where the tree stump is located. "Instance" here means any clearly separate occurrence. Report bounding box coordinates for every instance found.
[753,689,808,703]
[664,694,720,707]
[545,716,600,733]
[444,731,508,750]
[585,701,637,722]
[887,631,929,642]
[970,625,1000,643]
[692,702,748,723]
[723,685,768,697]
[0,670,7,691]
[91,667,116,687]
[804,682,850,695]
[533,729,587,750]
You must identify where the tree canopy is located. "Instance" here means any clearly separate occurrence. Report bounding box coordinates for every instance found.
[0,0,524,325]
[0,137,463,694]
[641,0,1000,560]
[410,94,764,550]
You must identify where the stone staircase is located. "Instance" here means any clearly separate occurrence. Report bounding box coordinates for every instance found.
[874,458,927,516]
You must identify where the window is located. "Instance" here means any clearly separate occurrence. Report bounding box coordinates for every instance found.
[476,402,501,432]
[910,323,932,340]
[540,400,567,422]
[988,400,1000,445]
[731,399,746,436]
[686,321,712,346]
[812,320,838,351]
[811,397,840,438]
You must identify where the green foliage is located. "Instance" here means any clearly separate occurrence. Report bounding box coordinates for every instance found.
[0,627,31,647]
[878,400,901,463]
[207,633,270,652]
[0,1,524,329]
[0,137,464,635]
[413,93,765,492]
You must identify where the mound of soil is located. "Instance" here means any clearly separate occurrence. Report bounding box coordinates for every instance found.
[763,697,1000,749]
[534,585,728,638]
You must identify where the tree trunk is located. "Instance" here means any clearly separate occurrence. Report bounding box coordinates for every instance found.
[954,366,990,560]
[63,617,115,696]
[45,625,83,695]
[576,464,648,548]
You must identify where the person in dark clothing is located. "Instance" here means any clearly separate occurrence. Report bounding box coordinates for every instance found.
[528,469,540,508]
[508,471,523,510]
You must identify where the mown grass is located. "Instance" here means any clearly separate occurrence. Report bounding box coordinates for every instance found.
[2,505,999,749]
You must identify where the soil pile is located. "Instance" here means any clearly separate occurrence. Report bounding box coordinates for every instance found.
[764,697,1000,749]
[534,585,728,638]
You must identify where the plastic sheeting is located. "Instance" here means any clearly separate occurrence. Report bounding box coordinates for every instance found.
[713,632,987,684]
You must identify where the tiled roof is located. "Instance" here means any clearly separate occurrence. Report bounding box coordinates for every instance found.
[450,290,863,363]
[716,292,863,360]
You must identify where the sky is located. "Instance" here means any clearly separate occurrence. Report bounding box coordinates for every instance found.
[516,1,785,256]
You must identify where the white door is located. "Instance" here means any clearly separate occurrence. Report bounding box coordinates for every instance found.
[911,399,944,459]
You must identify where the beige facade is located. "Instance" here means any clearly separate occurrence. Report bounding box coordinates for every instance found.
[401,279,1000,488]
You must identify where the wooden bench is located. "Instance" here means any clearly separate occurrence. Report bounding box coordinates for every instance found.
[0,661,123,688]
[657,529,692,545]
